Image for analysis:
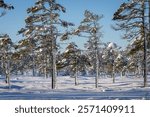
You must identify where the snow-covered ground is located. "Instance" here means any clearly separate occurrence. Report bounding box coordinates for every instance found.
[0,75,150,100]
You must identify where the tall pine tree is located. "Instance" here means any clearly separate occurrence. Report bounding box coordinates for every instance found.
[73,10,103,88]
[18,0,74,89]
[113,0,150,87]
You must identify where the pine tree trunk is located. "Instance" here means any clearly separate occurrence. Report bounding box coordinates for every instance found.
[95,49,99,88]
[5,61,11,89]
[44,68,48,79]
[44,55,48,79]
[32,49,36,76]
[75,77,78,85]
[142,1,147,87]
[32,68,35,77]
[75,67,78,86]
[51,38,57,89]
[121,71,123,78]
[112,63,115,83]
[6,74,11,89]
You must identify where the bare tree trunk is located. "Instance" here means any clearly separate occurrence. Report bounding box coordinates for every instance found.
[75,65,78,86]
[44,68,47,79]
[32,49,36,77]
[142,1,147,87]
[75,57,78,86]
[112,63,115,83]
[95,49,99,88]
[51,38,57,89]
[5,60,11,89]
[148,0,150,49]
[44,54,48,79]
[6,74,11,88]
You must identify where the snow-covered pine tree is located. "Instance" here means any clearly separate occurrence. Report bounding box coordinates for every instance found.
[126,37,144,77]
[59,42,90,85]
[14,38,38,76]
[102,42,120,83]
[113,0,150,87]
[0,1,14,88]
[0,34,14,88]
[73,10,103,88]
[19,0,74,89]
[62,42,80,85]
[114,52,128,78]
[0,0,14,17]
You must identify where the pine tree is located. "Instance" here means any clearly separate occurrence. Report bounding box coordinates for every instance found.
[113,0,150,87]
[73,10,103,88]
[114,52,128,78]
[59,42,90,85]
[63,42,80,85]
[102,42,120,83]
[19,0,74,89]
[0,34,14,88]
[126,37,144,77]
[0,1,14,87]
[14,38,38,76]
[0,0,14,17]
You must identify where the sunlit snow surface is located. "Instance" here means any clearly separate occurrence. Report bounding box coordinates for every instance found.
[0,75,150,100]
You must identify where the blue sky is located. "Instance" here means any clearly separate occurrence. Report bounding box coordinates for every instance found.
[0,0,128,49]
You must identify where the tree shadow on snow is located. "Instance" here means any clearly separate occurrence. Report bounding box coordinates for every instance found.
[0,85,23,90]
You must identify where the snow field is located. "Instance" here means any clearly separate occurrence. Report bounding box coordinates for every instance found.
[0,75,150,100]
